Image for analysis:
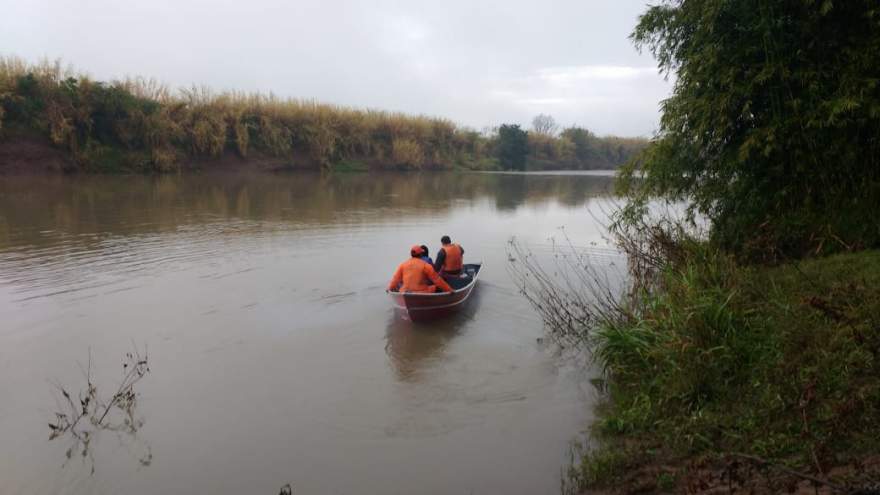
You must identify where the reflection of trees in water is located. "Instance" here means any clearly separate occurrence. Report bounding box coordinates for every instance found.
[494,174,527,212]
[0,173,616,248]
[48,348,152,474]
[384,288,483,382]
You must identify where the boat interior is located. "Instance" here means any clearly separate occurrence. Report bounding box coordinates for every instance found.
[444,263,481,291]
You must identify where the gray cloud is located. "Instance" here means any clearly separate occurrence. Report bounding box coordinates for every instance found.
[1,0,671,136]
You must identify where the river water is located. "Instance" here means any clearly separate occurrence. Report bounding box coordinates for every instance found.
[0,171,620,495]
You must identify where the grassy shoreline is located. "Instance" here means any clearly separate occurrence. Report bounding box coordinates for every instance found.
[567,247,880,494]
[0,57,646,174]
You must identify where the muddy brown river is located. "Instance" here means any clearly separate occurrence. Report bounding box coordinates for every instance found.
[0,171,620,495]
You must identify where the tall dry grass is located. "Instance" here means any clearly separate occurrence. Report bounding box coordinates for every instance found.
[0,56,647,172]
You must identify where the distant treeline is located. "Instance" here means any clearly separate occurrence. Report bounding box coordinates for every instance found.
[0,58,647,173]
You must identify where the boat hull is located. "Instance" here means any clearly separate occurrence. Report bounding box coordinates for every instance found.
[388,263,481,322]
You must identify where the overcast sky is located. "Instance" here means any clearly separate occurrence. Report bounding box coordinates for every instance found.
[1,0,671,136]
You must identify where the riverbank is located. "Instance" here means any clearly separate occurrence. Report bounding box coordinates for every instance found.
[0,57,647,174]
[567,248,880,494]
[0,128,368,174]
[0,132,629,175]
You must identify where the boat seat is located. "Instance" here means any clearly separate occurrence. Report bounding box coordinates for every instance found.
[445,266,479,290]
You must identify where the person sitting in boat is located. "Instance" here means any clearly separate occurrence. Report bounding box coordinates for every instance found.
[419,244,433,265]
[434,235,464,276]
[388,245,453,294]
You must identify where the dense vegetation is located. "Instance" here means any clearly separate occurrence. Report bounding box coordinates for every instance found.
[560,237,880,493]
[509,1,880,492]
[0,58,646,173]
[620,0,880,260]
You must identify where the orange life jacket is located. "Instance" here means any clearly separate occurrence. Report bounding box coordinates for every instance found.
[441,243,463,272]
[388,258,453,293]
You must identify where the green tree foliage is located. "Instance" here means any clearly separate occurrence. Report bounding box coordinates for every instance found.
[560,126,598,163]
[525,123,646,170]
[621,0,880,259]
[496,124,529,170]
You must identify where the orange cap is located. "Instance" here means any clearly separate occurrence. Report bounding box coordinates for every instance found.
[410,244,424,256]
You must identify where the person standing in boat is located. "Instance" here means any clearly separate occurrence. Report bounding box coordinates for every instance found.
[419,244,433,265]
[434,235,464,276]
[388,245,453,294]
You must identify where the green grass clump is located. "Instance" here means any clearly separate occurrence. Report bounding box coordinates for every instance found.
[564,446,633,494]
[574,247,880,489]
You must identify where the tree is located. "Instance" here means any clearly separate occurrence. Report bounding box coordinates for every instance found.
[621,0,880,259]
[531,114,558,136]
[560,126,598,166]
[497,124,529,170]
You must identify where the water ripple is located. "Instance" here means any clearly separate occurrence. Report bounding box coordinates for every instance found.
[0,220,281,303]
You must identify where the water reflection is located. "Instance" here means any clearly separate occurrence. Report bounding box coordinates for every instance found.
[494,174,528,211]
[0,172,615,304]
[0,172,615,249]
[384,287,483,382]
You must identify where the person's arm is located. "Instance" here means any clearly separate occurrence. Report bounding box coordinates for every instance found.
[387,264,403,291]
[425,264,453,292]
[433,249,445,272]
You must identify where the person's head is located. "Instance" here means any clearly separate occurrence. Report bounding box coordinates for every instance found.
[420,245,429,257]
[410,244,424,257]
[441,235,451,245]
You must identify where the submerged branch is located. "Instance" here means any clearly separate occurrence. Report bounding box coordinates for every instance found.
[48,345,152,472]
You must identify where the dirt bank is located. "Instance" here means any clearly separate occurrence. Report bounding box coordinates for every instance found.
[583,453,880,494]
[0,135,77,174]
[0,134,326,174]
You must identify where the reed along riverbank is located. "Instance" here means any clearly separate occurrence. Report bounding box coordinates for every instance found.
[0,57,646,174]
